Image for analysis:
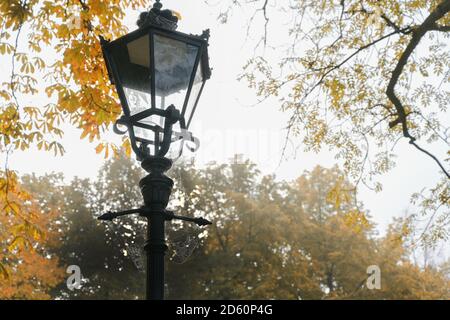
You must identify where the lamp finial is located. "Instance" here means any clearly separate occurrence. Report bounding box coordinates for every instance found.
[137,0,178,30]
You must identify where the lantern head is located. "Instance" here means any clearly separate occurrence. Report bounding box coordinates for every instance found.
[101,1,211,160]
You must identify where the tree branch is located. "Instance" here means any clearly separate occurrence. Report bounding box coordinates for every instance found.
[431,23,450,31]
[386,0,450,179]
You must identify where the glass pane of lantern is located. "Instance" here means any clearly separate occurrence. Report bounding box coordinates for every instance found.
[123,86,151,116]
[133,125,156,155]
[133,125,153,141]
[136,114,164,128]
[110,34,152,116]
[153,34,199,111]
[133,115,163,141]
[133,114,165,156]
[166,119,183,160]
[183,61,204,127]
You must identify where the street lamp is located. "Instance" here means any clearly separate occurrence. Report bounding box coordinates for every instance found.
[97,0,212,300]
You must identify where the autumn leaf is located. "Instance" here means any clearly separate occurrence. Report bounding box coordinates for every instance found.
[0,262,10,280]
[95,143,104,154]
[8,236,31,253]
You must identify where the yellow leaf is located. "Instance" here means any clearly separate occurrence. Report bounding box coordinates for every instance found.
[122,139,131,157]
[5,201,20,215]
[95,143,104,154]
[8,236,30,253]
[104,145,109,159]
[80,129,89,140]
[0,263,10,280]
[172,10,182,20]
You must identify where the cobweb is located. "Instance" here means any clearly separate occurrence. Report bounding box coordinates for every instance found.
[126,227,201,267]
[128,245,146,273]
[167,227,201,264]
[104,218,146,273]
[107,217,202,268]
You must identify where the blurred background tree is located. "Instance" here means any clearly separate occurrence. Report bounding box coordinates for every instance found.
[0,171,64,298]
[4,153,446,299]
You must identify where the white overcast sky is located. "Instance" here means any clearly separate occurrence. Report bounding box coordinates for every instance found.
[1,0,447,243]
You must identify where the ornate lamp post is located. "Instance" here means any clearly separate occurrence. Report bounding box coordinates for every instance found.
[97,0,212,300]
